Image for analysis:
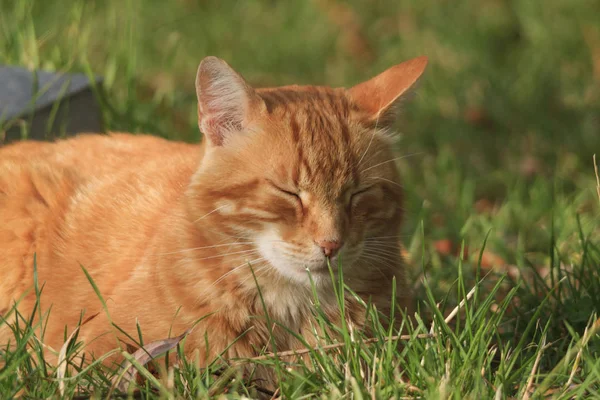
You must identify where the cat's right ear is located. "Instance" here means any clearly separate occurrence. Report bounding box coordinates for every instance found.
[195,57,265,146]
[347,56,428,126]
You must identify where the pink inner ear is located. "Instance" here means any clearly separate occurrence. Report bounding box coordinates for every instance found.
[198,90,245,146]
[200,116,232,146]
[348,56,428,119]
[195,56,258,146]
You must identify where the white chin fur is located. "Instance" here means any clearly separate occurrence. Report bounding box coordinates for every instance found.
[256,229,332,287]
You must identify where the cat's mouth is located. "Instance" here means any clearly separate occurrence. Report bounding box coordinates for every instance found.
[256,232,354,285]
[261,256,336,286]
[276,253,351,284]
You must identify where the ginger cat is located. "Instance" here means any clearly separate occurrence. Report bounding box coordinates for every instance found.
[0,56,427,369]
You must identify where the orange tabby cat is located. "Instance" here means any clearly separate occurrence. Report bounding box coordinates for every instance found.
[0,56,427,368]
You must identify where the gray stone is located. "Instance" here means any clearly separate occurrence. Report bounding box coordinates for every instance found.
[0,66,104,143]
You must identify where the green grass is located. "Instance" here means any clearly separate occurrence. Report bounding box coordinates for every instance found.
[1,0,600,398]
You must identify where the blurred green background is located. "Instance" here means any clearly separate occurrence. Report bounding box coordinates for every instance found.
[1,0,599,296]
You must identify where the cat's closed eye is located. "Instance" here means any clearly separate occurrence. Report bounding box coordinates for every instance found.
[267,180,302,205]
[350,186,372,203]
[345,186,374,209]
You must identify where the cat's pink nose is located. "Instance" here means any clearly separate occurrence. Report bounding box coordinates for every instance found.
[316,240,342,258]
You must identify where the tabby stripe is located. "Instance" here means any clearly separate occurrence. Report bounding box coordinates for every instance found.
[290,113,300,143]
[206,179,261,198]
[269,91,289,114]
[260,92,278,113]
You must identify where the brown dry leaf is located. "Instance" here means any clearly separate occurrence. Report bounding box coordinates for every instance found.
[434,239,453,256]
[433,239,468,260]
[475,198,496,214]
[519,155,541,179]
[464,107,493,129]
[477,251,507,270]
[400,245,411,263]
[57,313,99,396]
[114,328,192,393]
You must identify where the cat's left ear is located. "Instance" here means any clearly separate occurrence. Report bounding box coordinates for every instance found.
[347,56,428,126]
[195,56,266,146]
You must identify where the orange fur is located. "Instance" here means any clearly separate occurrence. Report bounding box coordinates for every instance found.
[0,57,427,369]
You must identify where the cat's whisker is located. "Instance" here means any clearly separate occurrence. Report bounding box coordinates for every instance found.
[361,247,400,257]
[194,205,226,223]
[357,98,385,167]
[157,248,261,261]
[233,262,272,288]
[359,259,389,280]
[201,257,267,295]
[363,244,402,253]
[237,263,272,287]
[360,257,398,271]
[359,149,383,170]
[362,242,404,248]
[363,239,403,246]
[156,238,294,257]
[359,249,399,265]
[156,242,255,256]
[359,259,396,276]
[360,152,424,174]
[366,249,401,260]
[361,250,401,262]
[365,235,409,240]
[357,131,378,167]
[191,248,262,262]
[279,249,306,258]
[362,247,402,260]
[364,176,404,189]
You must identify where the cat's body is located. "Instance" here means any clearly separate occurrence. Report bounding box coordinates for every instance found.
[0,56,426,367]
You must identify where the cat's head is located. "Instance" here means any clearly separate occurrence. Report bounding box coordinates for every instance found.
[189,56,427,286]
